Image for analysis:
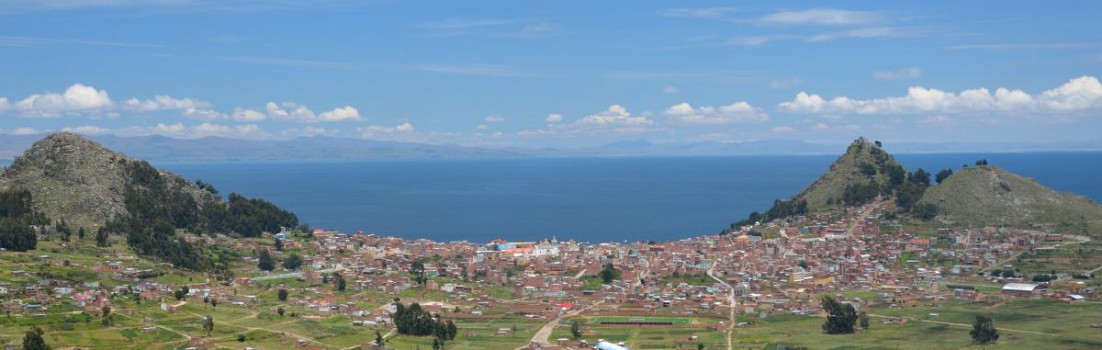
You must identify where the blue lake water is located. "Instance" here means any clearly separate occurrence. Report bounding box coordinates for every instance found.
[162,153,1102,242]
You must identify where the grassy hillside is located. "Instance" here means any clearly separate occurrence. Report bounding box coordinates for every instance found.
[921,165,1102,236]
[794,137,902,212]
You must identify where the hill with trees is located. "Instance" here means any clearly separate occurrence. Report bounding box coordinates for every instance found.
[729,137,1102,237]
[0,133,299,270]
[920,164,1102,237]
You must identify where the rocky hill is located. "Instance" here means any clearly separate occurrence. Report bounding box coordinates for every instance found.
[0,132,213,230]
[793,137,903,212]
[920,165,1102,235]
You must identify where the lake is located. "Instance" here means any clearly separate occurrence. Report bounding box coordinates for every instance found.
[162,152,1102,242]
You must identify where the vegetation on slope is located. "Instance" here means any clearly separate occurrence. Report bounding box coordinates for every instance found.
[920,164,1102,236]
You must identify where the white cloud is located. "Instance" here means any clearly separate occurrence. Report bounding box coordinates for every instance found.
[521,23,553,34]
[779,76,1102,116]
[232,108,266,122]
[266,102,362,123]
[873,67,922,81]
[660,7,737,19]
[577,104,652,127]
[358,122,415,138]
[123,95,209,111]
[663,86,679,94]
[664,102,769,124]
[113,122,270,139]
[545,113,563,123]
[919,115,952,127]
[10,127,41,135]
[318,106,361,122]
[15,83,112,117]
[0,97,9,110]
[484,115,505,123]
[756,8,884,26]
[475,124,488,130]
[62,125,110,135]
[182,108,228,120]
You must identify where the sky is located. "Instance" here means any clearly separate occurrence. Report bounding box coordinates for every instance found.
[1,0,1101,150]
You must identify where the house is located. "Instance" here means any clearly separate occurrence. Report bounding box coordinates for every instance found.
[1002,283,1042,297]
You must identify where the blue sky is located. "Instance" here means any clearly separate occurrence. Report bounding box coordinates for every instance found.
[1,0,1100,149]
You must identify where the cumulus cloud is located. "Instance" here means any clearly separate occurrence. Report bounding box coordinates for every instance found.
[14,83,112,117]
[873,67,922,81]
[111,123,270,139]
[358,122,415,138]
[664,102,768,124]
[756,8,885,26]
[0,97,9,110]
[317,106,361,122]
[484,115,505,123]
[232,108,266,122]
[577,104,652,127]
[123,95,209,111]
[266,102,362,123]
[779,76,1102,116]
[545,113,563,123]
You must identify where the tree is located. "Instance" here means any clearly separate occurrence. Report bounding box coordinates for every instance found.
[375,330,385,348]
[935,169,954,184]
[570,320,582,339]
[282,253,303,270]
[202,315,214,337]
[410,260,427,286]
[274,237,283,251]
[432,338,441,350]
[22,326,50,350]
[859,311,870,329]
[821,296,857,334]
[446,320,457,340]
[331,272,346,292]
[600,262,618,284]
[174,286,189,301]
[101,306,112,327]
[970,315,999,344]
[210,299,218,308]
[257,249,275,272]
[698,343,705,350]
[277,289,289,302]
[77,227,86,241]
[95,227,110,247]
[277,306,285,317]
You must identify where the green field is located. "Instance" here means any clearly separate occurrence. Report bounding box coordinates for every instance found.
[589,316,696,325]
[735,299,1102,350]
[552,317,726,350]
[386,316,541,350]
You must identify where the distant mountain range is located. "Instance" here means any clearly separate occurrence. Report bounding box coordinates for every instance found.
[2,134,1102,162]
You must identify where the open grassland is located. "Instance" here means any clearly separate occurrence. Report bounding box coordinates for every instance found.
[736,299,1102,350]
[386,316,541,350]
[549,316,726,350]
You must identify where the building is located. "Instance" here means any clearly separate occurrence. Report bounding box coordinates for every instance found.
[594,341,629,350]
[1001,283,1042,297]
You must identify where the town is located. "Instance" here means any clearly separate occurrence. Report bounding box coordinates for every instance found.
[3,198,1099,350]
